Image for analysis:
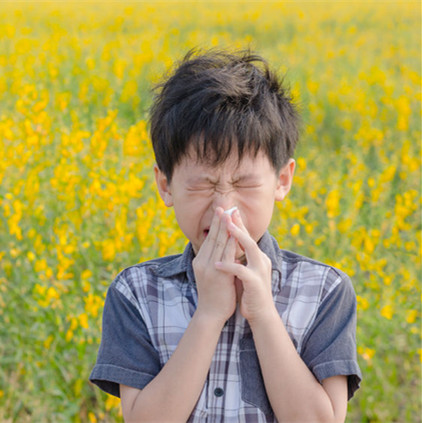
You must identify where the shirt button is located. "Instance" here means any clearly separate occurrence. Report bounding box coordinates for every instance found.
[214,387,224,397]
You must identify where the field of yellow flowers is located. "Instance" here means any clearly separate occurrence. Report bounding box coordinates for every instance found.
[0,1,420,422]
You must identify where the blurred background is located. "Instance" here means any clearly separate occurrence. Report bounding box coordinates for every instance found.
[0,1,420,422]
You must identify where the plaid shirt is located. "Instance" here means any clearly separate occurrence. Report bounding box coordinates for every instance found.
[90,231,361,422]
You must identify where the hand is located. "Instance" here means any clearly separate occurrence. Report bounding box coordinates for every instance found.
[215,210,275,325]
[192,207,237,325]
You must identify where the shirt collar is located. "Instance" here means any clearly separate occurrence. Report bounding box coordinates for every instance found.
[153,242,196,283]
[257,231,283,275]
[153,231,282,283]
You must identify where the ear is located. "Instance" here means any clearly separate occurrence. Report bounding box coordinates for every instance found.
[275,158,295,201]
[154,164,174,207]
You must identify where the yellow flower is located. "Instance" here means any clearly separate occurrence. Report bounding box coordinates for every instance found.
[35,259,47,273]
[364,236,375,254]
[406,309,418,324]
[105,394,121,411]
[359,347,376,362]
[356,295,369,311]
[102,239,116,262]
[380,304,394,320]
[43,335,54,349]
[78,313,89,329]
[290,223,300,236]
[325,189,341,218]
[396,95,411,131]
[82,280,91,293]
[46,286,59,304]
[65,330,73,342]
[297,157,306,171]
[383,276,392,286]
[34,283,46,296]
[305,223,314,234]
[70,317,78,331]
[337,218,352,234]
[81,269,93,280]
[84,293,103,318]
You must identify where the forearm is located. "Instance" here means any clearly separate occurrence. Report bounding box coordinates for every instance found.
[250,309,342,423]
[123,311,224,423]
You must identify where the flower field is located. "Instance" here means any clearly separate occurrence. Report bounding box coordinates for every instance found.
[0,1,420,422]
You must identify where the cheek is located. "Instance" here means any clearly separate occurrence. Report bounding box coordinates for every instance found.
[173,204,195,227]
[239,197,275,239]
[173,198,209,231]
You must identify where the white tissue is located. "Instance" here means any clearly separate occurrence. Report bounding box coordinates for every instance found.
[224,206,238,216]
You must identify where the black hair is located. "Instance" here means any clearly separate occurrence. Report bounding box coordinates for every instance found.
[149,48,300,181]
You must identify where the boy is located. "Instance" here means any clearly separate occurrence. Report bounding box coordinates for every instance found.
[90,49,361,423]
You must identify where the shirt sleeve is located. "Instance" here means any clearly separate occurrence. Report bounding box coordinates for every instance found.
[300,273,362,400]
[89,283,162,397]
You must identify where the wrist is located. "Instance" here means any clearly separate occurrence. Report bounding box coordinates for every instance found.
[247,304,280,331]
[193,307,229,331]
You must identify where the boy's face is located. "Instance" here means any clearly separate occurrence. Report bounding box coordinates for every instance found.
[155,148,295,258]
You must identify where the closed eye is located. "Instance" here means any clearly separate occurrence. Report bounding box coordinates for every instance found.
[186,185,215,196]
[234,184,262,189]
[232,175,263,189]
[187,185,214,192]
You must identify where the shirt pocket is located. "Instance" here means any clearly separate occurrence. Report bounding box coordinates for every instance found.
[239,337,274,416]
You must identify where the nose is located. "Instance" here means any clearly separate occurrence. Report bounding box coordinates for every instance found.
[212,189,236,212]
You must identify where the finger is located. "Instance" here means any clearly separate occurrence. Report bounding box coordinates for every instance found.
[230,210,249,253]
[221,234,236,263]
[231,208,248,232]
[198,207,223,257]
[208,207,224,240]
[227,221,262,266]
[212,211,231,260]
[215,260,251,281]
